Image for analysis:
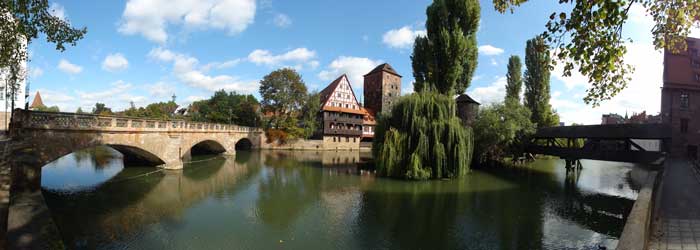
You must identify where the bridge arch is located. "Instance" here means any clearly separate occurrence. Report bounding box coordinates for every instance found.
[235,138,253,151]
[189,140,228,156]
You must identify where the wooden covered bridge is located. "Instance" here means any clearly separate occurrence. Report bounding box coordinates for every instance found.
[525,123,672,166]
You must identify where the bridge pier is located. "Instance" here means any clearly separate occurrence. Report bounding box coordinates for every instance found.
[564,159,582,170]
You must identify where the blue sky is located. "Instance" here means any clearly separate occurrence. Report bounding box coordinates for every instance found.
[23,0,666,124]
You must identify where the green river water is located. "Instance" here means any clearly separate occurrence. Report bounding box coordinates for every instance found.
[40,147,649,250]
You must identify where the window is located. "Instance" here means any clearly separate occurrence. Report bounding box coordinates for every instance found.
[681,93,690,110]
[681,118,689,133]
[353,138,356,142]
[333,137,336,142]
[696,74,700,82]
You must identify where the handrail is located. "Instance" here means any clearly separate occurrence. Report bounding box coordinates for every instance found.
[12,109,261,133]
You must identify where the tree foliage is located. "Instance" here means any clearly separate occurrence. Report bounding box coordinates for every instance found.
[259,68,308,138]
[524,36,556,128]
[493,0,700,106]
[412,0,479,95]
[92,103,112,116]
[376,0,480,180]
[505,55,523,103]
[299,91,320,139]
[34,105,59,112]
[187,90,260,127]
[122,101,179,120]
[1,0,86,109]
[473,99,535,163]
[373,92,473,180]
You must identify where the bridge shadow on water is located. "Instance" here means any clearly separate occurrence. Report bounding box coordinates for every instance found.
[41,151,263,249]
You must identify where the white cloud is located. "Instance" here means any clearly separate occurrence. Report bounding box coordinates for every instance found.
[467,76,506,105]
[552,42,663,125]
[148,47,258,93]
[248,48,317,69]
[102,53,129,72]
[77,80,132,101]
[50,3,67,21]
[628,3,653,27]
[118,0,256,43]
[147,81,176,98]
[29,67,43,78]
[490,58,498,66]
[382,26,426,49]
[478,45,504,56]
[272,13,292,28]
[57,59,82,74]
[318,56,383,89]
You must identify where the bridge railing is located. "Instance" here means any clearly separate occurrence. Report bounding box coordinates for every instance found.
[10,109,261,133]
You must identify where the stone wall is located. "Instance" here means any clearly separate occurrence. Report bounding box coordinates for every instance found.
[323,135,360,150]
[259,138,324,150]
[259,135,365,151]
[661,87,700,157]
[0,112,10,133]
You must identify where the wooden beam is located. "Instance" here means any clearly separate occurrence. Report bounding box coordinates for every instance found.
[533,124,671,139]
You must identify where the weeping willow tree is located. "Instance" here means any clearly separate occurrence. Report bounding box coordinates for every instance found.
[374,93,473,179]
[373,0,479,180]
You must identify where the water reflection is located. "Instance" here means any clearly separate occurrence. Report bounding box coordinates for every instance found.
[41,150,649,250]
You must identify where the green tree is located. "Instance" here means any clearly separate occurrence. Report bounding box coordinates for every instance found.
[187,90,260,127]
[375,0,479,180]
[35,105,59,112]
[76,107,85,114]
[412,0,480,94]
[523,36,554,128]
[1,0,86,110]
[259,68,308,138]
[299,91,320,139]
[473,99,535,164]
[92,103,112,116]
[493,0,700,106]
[505,55,523,102]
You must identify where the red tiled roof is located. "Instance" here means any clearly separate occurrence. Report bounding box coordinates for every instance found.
[361,107,376,125]
[30,91,45,109]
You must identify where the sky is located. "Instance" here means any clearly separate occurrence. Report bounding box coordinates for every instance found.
[17,0,669,124]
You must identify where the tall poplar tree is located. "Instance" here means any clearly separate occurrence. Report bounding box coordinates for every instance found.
[374,0,479,180]
[412,0,479,94]
[523,36,554,128]
[505,55,523,102]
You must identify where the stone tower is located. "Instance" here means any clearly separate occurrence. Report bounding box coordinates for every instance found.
[363,63,402,115]
[456,94,480,127]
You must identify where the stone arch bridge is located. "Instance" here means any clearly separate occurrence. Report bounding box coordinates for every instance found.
[9,109,264,170]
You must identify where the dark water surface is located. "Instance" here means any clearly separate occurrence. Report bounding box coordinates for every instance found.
[41,147,649,250]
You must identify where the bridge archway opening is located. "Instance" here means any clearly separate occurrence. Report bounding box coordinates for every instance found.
[190,140,227,157]
[41,145,165,192]
[235,138,253,151]
[109,145,167,167]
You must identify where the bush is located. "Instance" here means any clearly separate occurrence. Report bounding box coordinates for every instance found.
[266,129,289,144]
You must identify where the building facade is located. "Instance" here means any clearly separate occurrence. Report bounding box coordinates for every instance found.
[363,63,402,115]
[319,74,364,149]
[661,37,700,158]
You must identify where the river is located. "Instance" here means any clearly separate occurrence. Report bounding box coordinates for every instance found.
[40,146,650,250]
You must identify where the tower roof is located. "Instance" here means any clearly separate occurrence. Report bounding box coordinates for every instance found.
[364,63,402,77]
[455,93,480,105]
[30,91,45,109]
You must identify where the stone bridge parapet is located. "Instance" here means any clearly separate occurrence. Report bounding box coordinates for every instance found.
[8,109,263,170]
